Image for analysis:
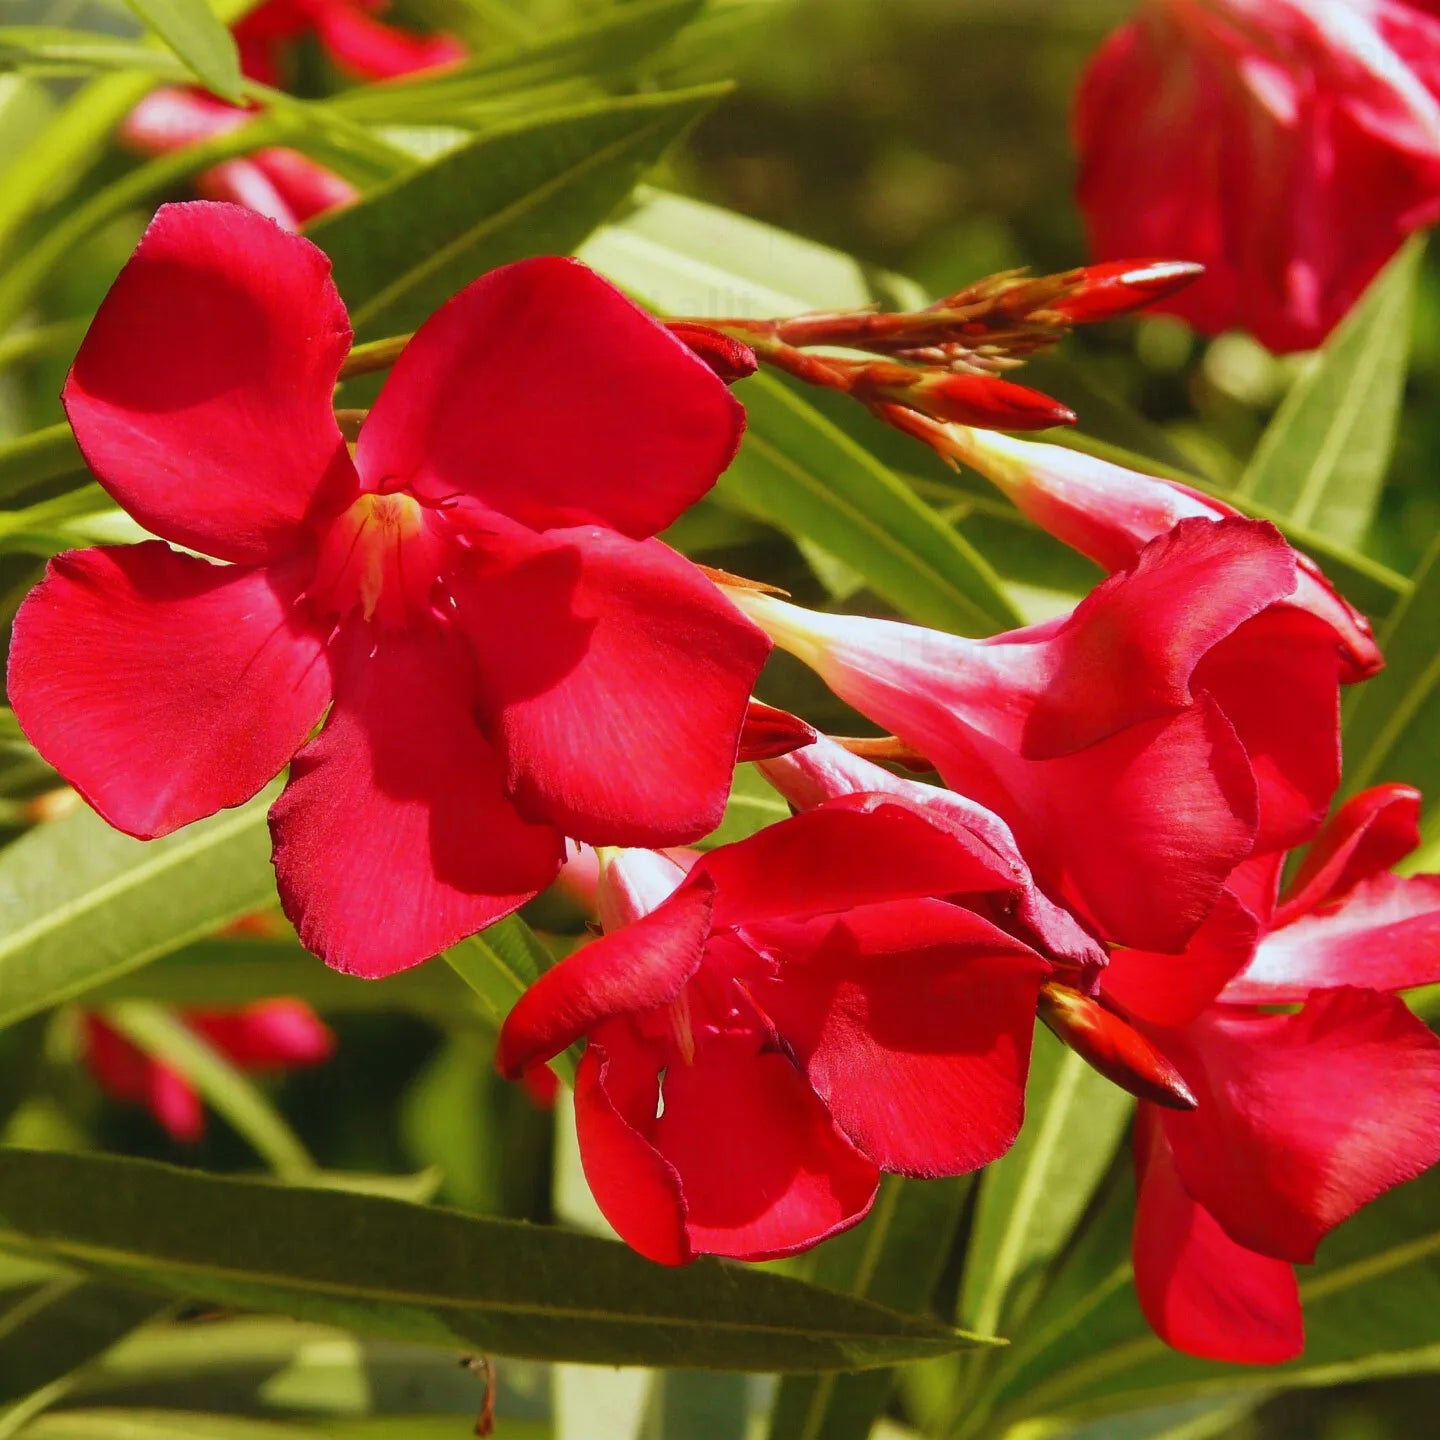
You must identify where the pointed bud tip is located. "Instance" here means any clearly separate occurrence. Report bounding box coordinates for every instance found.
[1056,259,1205,322]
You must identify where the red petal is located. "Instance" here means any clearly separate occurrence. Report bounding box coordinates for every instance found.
[574,1025,691,1265]
[652,1032,879,1260]
[1227,871,1440,1002]
[1132,1107,1302,1364]
[496,878,714,1078]
[119,88,248,154]
[195,159,307,232]
[8,543,332,839]
[1105,886,1264,1029]
[187,1000,335,1069]
[312,3,464,78]
[270,621,564,977]
[453,528,769,846]
[1191,608,1341,854]
[690,798,1045,930]
[1278,782,1423,921]
[1164,989,1440,1264]
[64,202,355,564]
[356,257,744,538]
[755,899,1047,1174]
[147,1064,206,1144]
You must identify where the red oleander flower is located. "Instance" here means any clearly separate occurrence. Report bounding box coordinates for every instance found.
[1075,0,1440,352]
[732,516,1339,953]
[120,89,359,232]
[235,0,464,86]
[498,804,1056,1263]
[937,428,1381,683]
[8,202,767,977]
[1104,784,1440,1361]
[84,1000,334,1142]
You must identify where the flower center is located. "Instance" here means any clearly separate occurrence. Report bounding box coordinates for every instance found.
[308,489,449,627]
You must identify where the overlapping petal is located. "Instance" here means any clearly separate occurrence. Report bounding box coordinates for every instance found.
[269,622,564,977]
[63,203,354,564]
[8,543,333,839]
[1132,1107,1303,1364]
[753,899,1047,1174]
[1161,988,1440,1264]
[452,527,769,846]
[355,256,745,538]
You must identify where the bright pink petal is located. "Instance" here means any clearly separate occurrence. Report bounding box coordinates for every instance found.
[8,543,332,839]
[1226,871,1440,1002]
[690,798,1053,931]
[496,879,714,1078]
[754,899,1047,1174]
[147,1064,206,1144]
[651,1031,879,1261]
[356,257,744,538]
[574,1024,691,1265]
[453,528,769,846]
[187,1000,335,1069]
[1132,1107,1302,1364]
[1278,782,1423,921]
[1164,988,1440,1264]
[1191,608,1341,853]
[312,3,464,77]
[269,621,564,978]
[83,1015,151,1105]
[119,88,248,155]
[63,202,354,564]
[195,159,307,232]
[1105,886,1264,1029]
[254,149,358,223]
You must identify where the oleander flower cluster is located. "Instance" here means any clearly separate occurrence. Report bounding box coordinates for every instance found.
[10,198,1440,1371]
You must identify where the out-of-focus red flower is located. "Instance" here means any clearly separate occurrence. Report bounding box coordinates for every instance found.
[498,804,1056,1263]
[1103,784,1440,1361]
[84,1000,334,1142]
[732,517,1340,953]
[235,0,464,86]
[8,203,767,978]
[120,89,358,232]
[1075,0,1440,352]
[937,428,1381,683]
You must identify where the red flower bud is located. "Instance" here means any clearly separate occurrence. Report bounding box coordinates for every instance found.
[666,323,759,383]
[737,700,817,762]
[862,367,1075,431]
[1052,260,1205,324]
[1039,982,1196,1110]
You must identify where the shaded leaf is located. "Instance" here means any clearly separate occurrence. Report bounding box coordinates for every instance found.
[0,1149,997,1372]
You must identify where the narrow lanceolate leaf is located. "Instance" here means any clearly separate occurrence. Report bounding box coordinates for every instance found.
[968,1162,1440,1432]
[0,423,85,505]
[959,1029,1134,1340]
[0,1150,998,1372]
[581,193,1019,632]
[723,376,1023,633]
[1341,529,1440,814]
[121,0,244,100]
[0,787,279,1031]
[1235,234,1424,548]
[309,87,724,339]
[0,1278,168,1412]
[766,1176,972,1440]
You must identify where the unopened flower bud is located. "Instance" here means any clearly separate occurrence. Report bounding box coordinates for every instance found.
[666,322,759,382]
[1039,982,1196,1110]
[858,366,1075,431]
[737,700,817,762]
[1051,260,1205,324]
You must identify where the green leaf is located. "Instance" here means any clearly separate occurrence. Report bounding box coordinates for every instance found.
[0,424,84,505]
[0,29,192,81]
[969,1162,1440,1432]
[309,87,725,339]
[767,1176,972,1440]
[1234,234,1424,548]
[0,1149,998,1372]
[99,1003,317,1181]
[723,375,1023,632]
[0,1278,168,1421]
[0,788,279,1031]
[1340,527,1440,809]
[121,0,243,100]
[959,1029,1134,1339]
